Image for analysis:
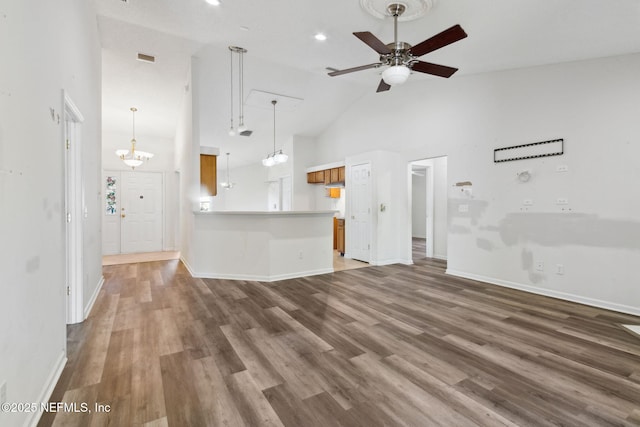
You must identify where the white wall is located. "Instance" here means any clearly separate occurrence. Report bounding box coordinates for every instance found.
[0,0,102,425]
[210,162,270,211]
[314,53,640,315]
[411,173,427,238]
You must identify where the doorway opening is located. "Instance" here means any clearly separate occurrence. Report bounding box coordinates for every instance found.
[409,156,448,262]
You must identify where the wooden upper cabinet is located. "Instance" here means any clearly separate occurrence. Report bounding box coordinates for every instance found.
[200,154,217,197]
[307,165,346,185]
[330,168,339,183]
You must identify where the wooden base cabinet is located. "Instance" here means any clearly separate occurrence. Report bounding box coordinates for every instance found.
[336,218,345,256]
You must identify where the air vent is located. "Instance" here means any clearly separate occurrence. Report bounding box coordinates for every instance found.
[137,53,155,63]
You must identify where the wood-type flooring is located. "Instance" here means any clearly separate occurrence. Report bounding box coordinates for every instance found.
[39,258,640,426]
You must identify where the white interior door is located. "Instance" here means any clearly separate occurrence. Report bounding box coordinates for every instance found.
[349,163,371,262]
[121,171,163,253]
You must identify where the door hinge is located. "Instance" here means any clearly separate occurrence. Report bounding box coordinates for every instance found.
[66,286,70,296]
[66,212,71,223]
[368,244,370,250]
[66,139,70,150]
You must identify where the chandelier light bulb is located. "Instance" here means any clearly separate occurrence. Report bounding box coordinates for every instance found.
[228,127,236,136]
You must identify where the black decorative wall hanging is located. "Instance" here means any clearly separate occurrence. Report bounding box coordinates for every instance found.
[494,138,564,163]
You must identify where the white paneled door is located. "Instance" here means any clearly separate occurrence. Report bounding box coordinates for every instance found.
[349,163,371,263]
[121,171,163,253]
[103,171,163,255]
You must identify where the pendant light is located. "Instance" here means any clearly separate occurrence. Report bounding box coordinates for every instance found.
[228,46,252,136]
[115,107,154,169]
[220,152,235,189]
[262,100,288,167]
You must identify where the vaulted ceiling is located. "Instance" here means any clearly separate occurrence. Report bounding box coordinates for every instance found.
[96,0,640,166]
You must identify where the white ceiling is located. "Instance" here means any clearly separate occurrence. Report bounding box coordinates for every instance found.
[97,0,640,167]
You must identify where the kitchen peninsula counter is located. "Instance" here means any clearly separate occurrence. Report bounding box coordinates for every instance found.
[186,210,336,282]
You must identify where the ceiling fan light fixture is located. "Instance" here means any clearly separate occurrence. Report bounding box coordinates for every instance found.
[382,64,410,85]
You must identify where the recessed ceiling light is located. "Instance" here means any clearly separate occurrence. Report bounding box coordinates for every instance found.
[239,26,250,31]
[205,0,220,5]
[314,33,327,41]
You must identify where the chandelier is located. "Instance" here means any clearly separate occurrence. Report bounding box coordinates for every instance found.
[115,107,154,169]
[262,100,288,167]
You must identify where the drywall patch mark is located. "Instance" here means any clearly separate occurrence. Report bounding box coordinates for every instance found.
[476,238,494,251]
[449,198,489,226]
[449,225,472,235]
[498,213,640,250]
[522,248,544,284]
[26,256,40,273]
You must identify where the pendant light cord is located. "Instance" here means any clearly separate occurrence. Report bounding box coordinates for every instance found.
[239,50,244,126]
[229,49,234,129]
[272,100,277,153]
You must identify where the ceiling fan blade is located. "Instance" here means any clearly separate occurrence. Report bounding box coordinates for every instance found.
[354,32,392,55]
[376,79,391,93]
[328,63,382,77]
[410,24,467,57]
[411,61,458,78]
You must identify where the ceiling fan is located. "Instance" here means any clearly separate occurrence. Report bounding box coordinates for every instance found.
[328,3,467,92]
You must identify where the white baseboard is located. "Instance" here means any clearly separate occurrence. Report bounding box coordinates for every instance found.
[26,350,67,427]
[446,269,640,317]
[180,257,332,282]
[372,258,413,266]
[84,275,104,320]
[190,268,335,282]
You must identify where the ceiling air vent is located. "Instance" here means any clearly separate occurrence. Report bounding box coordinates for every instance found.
[137,53,155,63]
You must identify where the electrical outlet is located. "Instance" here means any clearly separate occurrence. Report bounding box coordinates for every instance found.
[458,204,469,213]
[535,261,544,271]
[556,198,569,205]
[298,251,303,260]
[1,381,7,405]
[556,264,564,275]
[523,199,533,206]
[556,165,569,172]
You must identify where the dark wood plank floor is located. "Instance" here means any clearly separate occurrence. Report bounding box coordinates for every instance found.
[39,258,640,426]
[412,237,426,261]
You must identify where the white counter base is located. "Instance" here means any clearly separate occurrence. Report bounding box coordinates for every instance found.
[188,210,336,282]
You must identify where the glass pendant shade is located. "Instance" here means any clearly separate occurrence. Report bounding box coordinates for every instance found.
[274,151,288,163]
[382,65,410,85]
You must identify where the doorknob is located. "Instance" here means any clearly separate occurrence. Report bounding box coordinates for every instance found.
[121,214,126,218]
